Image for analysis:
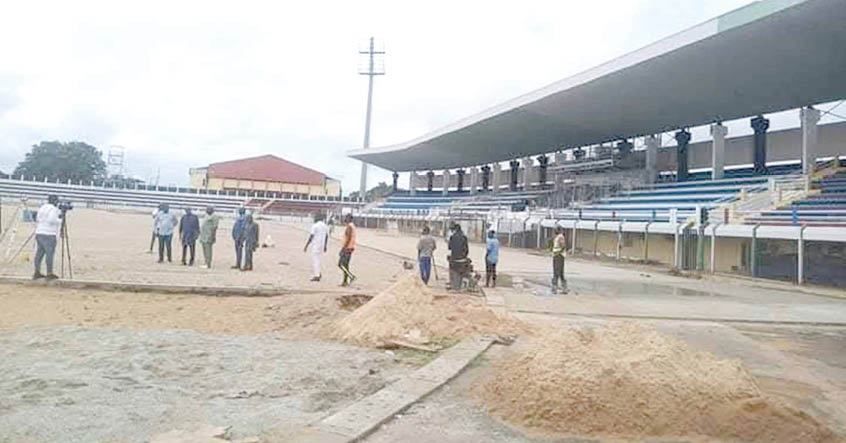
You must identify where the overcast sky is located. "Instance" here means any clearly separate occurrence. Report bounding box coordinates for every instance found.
[1,0,841,193]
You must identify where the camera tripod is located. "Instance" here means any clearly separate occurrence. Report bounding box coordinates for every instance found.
[59,212,73,279]
[5,210,73,279]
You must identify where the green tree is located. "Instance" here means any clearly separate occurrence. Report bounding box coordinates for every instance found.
[13,141,107,183]
[349,181,393,202]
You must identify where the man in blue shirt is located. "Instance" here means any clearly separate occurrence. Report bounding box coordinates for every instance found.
[154,203,178,263]
[485,229,500,288]
[231,208,247,269]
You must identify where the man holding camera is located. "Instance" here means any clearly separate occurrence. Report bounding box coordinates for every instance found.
[33,195,62,280]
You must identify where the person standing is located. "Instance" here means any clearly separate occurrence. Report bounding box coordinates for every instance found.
[179,208,200,266]
[416,226,437,285]
[242,214,259,271]
[485,229,500,288]
[551,226,568,294]
[149,206,160,253]
[303,213,328,281]
[338,213,357,287]
[199,206,220,268]
[231,208,247,269]
[154,203,178,263]
[33,194,62,280]
[447,222,469,291]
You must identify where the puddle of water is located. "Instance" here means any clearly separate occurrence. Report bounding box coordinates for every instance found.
[525,277,723,299]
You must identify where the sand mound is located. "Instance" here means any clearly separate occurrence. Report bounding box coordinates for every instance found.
[332,273,523,346]
[478,322,840,442]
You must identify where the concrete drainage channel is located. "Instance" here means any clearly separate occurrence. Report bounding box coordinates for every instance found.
[288,337,494,443]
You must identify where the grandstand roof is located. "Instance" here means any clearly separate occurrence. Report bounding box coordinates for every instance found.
[207,155,326,185]
[349,0,846,172]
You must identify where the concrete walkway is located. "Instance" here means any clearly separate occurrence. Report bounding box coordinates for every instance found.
[349,228,846,326]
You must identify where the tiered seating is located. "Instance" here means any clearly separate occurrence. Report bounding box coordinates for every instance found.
[565,176,771,222]
[747,172,846,226]
[367,191,467,215]
[450,190,551,213]
[658,162,802,182]
[0,178,245,212]
[0,178,359,214]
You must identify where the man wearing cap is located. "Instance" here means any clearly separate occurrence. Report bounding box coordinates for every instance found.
[416,226,437,285]
[199,206,220,268]
[33,194,62,280]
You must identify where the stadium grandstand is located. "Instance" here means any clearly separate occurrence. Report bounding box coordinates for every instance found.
[0,154,359,217]
[349,0,846,287]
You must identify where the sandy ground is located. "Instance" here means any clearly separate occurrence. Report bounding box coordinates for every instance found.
[0,206,410,292]
[0,284,428,443]
[365,317,846,443]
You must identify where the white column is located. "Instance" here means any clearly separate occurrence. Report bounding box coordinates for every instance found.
[800,107,821,175]
[442,169,450,196]
[469,167,478,195]
[554,151,567,165]
[409,171,417,196]
[710,123,728,180]
[522,157,532,191]
[645,135,660,183]
[492,163,501,194]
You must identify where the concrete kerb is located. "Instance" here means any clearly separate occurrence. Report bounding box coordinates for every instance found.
[0,275,361,297]
[287,337,493,443]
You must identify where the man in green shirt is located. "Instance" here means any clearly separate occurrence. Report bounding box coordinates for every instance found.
[199,206,220,269]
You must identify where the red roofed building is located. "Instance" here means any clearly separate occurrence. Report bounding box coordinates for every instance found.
[189,155,341,198]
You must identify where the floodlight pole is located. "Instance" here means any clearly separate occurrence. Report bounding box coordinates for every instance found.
[359,37,385,200]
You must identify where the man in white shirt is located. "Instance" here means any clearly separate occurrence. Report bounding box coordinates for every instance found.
[154,203,179,263]
[33,195,62,280]
[303,213,329,282]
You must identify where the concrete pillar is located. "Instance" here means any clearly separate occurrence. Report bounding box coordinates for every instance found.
[522,157,532,191]
[456,169,465,192]
[409,171,417,196]
[442,169,450,196]
[509,160,520,191]
[480,165,490,192]
[800,107,821,175]
[751,116,770,174]
[645,135,660,183]
[391,171,399,192]
[426,171,435,192]
[675,130,691,182]
[492,163,501,194]
[469,167,478,195]
[710,123,728,180]
[537,155,549,187]
[554,151,567,165]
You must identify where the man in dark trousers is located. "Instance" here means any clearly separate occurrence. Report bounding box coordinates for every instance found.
[179,208,200,266]
[33,194,62,280]
[447,222,469,291]
[338,213,357,286]
[231,208,247,269]
[242,214,259,271]
[154,203,178,263]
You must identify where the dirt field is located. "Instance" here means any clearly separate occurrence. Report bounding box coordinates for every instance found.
[0,283,429,443]
[0,206,410,292]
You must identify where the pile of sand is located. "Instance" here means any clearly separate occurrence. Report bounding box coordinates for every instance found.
[331,273,523,347]
[477,322,839,442]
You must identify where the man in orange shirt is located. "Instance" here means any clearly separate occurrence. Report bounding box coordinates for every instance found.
[339,213,357,286]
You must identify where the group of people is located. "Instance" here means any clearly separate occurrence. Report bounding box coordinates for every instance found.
[415,222,567,294]
[305,213,357,286]
[30,195,566,292]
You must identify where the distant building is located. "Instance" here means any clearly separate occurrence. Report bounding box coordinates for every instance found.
[189,155,341,198]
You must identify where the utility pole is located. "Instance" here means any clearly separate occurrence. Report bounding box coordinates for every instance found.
[358,37,385,200]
